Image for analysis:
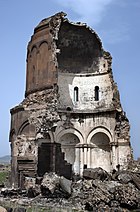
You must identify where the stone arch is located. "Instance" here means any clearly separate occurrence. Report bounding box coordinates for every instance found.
[38,42,48,68]
[91,133,111,151]
[87,126,113,144]
[10,129,16,156]
[39,40,48,48]
[57,128,84,144]
[57,128,83,172]
[38,41,49,84]
[58,133,79,165]
[87,127,112,172]
[30,45,38,53]
[18,121,36,137]
[10,129,16,141]
[37,132,53,146]
[29,45,38,86]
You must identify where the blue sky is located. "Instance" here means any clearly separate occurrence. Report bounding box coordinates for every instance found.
[0,0,140,158]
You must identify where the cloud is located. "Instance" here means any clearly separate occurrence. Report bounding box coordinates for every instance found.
[56,0,116,26]
[55,0,131,44]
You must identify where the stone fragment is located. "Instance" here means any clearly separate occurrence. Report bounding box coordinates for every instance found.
[114,184,139,210]
[24,177,36,190]
[41,172,60,195]
[1,188,20,197]
[29,184,41,198]
[83,167,110,181]
[117,172,132,184]
[9,12,132,189]
[0,206,7,212]
[131,173,140,190]
[59,176,72,194]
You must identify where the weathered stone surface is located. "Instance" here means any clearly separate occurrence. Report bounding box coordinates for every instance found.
[114,184,140,210]
[117,172,132,184]
[0,188,27,199]
[59,176,72,194]
[131,173,140,190]
[24,177,36,190]
[0,206,7,212]
[83,167,110,181]
[26,186,40,198]
[1,188,20,197]
[9,11,132,191]
[1,167,140,211]
[71,177,140,211]
[41,172,60,195]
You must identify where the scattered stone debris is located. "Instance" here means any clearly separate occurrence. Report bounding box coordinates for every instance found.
[10,12,132,189]
[2,10,139,212]
[83,167,111,181]
[0,188,26,198]
[0,166,140,211]
[41,172,60,195]
[59,176,72,195]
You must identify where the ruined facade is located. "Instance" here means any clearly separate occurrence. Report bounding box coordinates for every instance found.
[10,12,132,188]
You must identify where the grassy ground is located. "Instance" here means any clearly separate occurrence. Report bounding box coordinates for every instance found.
[0,171,9,184]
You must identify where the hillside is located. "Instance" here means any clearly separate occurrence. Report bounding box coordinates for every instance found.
[0,155,10,164]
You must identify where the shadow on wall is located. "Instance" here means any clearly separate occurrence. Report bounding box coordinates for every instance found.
[57,21,102,74]
[57,21,103,111]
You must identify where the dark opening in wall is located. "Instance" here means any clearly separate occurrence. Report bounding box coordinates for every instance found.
[84,164,87,169]
[28,145,32,152]
[74,87,79,102]
[95,86,99,101]
[37,143,72,179]
[66,106,72,111]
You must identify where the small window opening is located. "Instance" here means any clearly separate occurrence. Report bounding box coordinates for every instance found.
[95,86,99,101]
[74,87,79,102]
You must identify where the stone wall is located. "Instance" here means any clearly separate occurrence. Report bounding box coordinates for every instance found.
[9,12,132,188]
[58,72,114,111]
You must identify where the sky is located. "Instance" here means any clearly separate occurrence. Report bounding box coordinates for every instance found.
[0,0,140,159]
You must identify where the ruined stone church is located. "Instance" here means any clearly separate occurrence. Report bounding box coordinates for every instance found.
[10,12,132,187]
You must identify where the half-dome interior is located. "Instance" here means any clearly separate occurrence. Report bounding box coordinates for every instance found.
[57,21,103,74]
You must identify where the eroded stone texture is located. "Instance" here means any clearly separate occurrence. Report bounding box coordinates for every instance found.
[10,12,132,188]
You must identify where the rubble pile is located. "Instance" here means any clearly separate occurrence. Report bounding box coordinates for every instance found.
[0,166,140,211]
[71,175,140,211]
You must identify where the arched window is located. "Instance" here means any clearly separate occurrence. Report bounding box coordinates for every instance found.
[74,87,79,102]
[95,86,99,101]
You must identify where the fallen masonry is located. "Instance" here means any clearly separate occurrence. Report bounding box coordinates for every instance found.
[5,10,139,212]
[0,166,140,211]
[9,12,132,190]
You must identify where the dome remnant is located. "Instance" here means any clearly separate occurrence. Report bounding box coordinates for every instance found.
[10,12,132,188]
